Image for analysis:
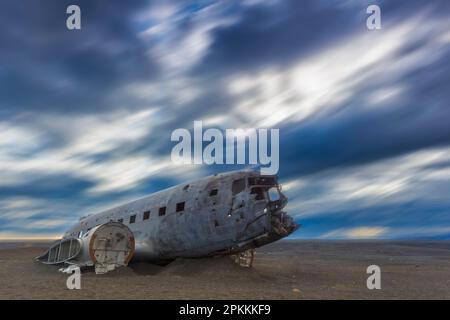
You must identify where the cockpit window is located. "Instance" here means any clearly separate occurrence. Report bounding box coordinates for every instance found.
[268,187,280,202]
[248,177,276,186]
[251,187,265,200]
[232,178,246,195]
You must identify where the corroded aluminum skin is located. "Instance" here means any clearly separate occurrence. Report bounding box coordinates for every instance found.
[62,170,299,262]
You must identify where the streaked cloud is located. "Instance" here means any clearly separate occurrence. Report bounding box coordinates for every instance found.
[0,0,449,239]
[225,13,449,127]
[322,226,389,239]
[286,146,450,218]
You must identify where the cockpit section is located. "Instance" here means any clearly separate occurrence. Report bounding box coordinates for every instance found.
[231,174,297,241]
[247,175,287,209]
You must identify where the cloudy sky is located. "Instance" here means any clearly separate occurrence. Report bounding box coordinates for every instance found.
[0,0,449,240]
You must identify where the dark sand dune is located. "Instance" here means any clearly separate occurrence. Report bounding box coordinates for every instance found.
[0,240,449,299]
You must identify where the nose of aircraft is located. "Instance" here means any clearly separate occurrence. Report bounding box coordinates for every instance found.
[268,189,299,237]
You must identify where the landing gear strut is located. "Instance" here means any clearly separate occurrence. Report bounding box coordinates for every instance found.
[233,249,255,267]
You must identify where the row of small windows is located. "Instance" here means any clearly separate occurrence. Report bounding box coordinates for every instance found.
[119,188,222,225]
[123,188,221,224]
[82,181,250,233]
[120,202,185,224]
[113,187,223,226]
[86,180,254,230]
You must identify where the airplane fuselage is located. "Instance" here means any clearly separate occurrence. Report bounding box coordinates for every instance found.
[62,170,298,263]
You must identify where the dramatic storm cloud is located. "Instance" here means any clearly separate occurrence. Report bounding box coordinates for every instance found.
[0,0,449,239]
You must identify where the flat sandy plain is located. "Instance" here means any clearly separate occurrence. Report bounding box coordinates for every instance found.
[0,240,449,299]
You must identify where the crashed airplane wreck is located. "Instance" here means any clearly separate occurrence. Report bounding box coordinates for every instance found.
[36,170,299,274]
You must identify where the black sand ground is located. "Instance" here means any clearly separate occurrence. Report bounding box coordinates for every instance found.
[0,240,449,299]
